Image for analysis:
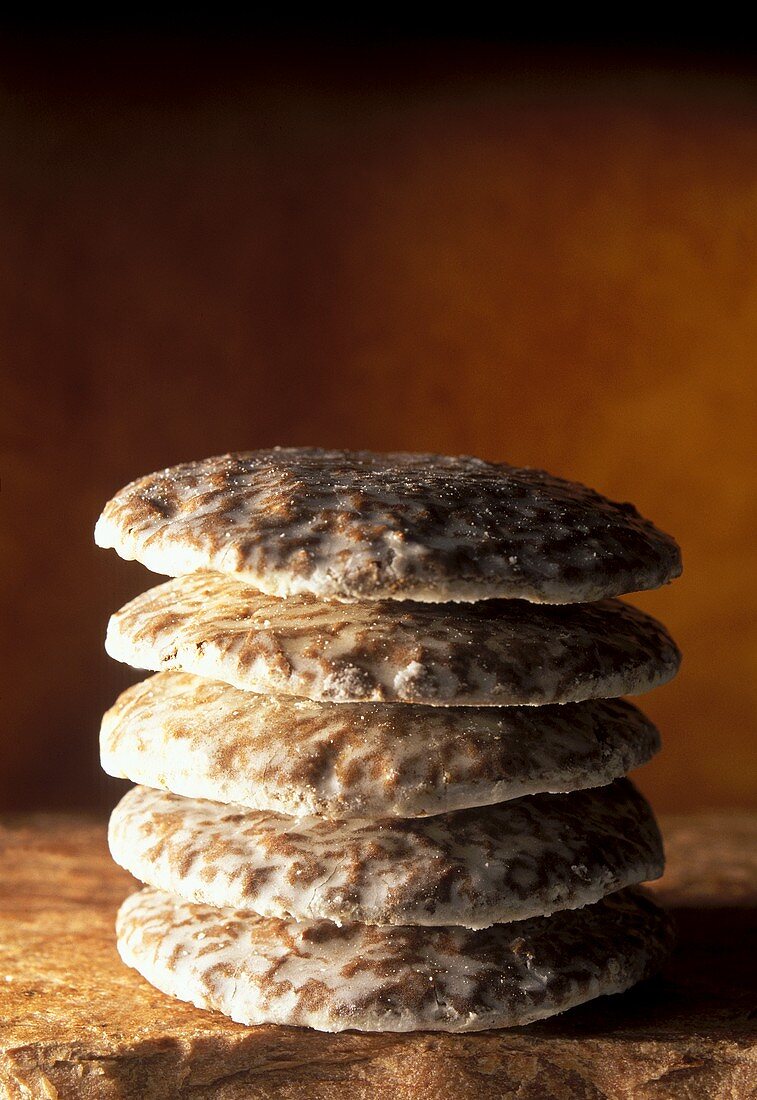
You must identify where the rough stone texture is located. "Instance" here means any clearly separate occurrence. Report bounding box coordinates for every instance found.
[94,449,682,604]
[1,813,755,1097]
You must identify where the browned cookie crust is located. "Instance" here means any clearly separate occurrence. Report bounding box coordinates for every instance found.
[95,449,681,603]
[108,780,664,927]
[116,886,673,1032]
[101,671,661,817]
[105,572,681,705]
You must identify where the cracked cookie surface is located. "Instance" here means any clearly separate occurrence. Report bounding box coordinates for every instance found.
[95,448,681,603]
[109,780,663,927]
[101,671,661,817]
[105,572,681,705]
[116,886,673,1031]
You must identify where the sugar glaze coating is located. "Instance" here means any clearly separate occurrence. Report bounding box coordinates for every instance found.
[116,887,673,1032]
[101,671,661,818]
[109,780,663,927]
[95,449,681,603]
[105,572,681,706]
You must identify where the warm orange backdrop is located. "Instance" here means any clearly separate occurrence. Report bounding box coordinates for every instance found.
[1,41,755,813]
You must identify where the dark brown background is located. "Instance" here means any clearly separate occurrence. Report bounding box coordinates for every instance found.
[1,34,755,814]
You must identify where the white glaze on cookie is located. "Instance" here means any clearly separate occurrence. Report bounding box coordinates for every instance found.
[101,671,661,817]
[116,887,673,1032]
[105,573,680,706]
[109,781,663,927]
[95,449,681,603]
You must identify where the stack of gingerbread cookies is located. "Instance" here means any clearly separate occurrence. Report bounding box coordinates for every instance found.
[95,448,680,1033]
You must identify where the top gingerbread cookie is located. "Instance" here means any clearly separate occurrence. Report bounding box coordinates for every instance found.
[95,448,681,603]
